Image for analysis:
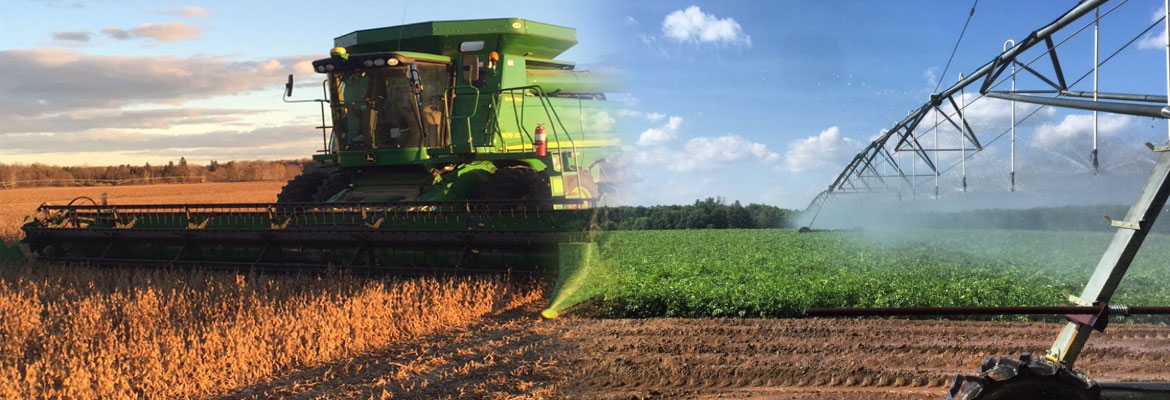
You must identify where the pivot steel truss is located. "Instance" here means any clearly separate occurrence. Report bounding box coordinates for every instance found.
[808,0,1170,212]
[801,0,1170,373]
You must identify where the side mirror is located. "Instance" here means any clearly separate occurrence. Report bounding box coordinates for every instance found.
[284,74,294,98]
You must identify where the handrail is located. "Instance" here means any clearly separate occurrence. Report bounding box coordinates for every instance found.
[491,85,585,197]
[447,85,481,151]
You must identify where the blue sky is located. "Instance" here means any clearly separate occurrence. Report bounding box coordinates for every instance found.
[609,1,1170,208]
[1,1,1168,208]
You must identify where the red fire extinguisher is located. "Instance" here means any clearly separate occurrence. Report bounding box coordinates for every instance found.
[534,123,548,156]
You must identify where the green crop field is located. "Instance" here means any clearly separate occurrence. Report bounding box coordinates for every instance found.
[552,229,1170,320]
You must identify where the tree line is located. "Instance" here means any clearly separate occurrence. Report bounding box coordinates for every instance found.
[594,198,797,230]
[0,159,308,189]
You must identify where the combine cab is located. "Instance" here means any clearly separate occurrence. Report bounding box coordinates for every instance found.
[12,18,620,273]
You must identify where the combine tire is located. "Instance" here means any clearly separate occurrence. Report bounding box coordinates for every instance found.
[477,167,551,201]
[276,172,327,203]
[312,172,350,202]
[946,353,1099,400]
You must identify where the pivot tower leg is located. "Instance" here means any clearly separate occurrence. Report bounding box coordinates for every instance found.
[1047,143,1170,366]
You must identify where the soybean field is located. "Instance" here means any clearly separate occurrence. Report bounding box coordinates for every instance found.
[559,229,1170,319]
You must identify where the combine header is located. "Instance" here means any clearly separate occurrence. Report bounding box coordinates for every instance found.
[7,18,620,273]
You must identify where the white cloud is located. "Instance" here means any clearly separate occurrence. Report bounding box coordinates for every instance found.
[51,30,91,42]
[911,94,1055,150]
[661,6,751,46]
[158,6,210,18]
[674,135,780,171]
[1138,6,1167,50]
[609,93,638,108]
[0,108,268,135]
[782,126,863,173]
[103,23,203,42]
[618,109,666,122]
[0,48,314,118]
[624,131,781,172]
[583,111,616,133]
[101,27,132,40]
[923,67,938,89]
[961,94,1054,129]
[637,115,683,146]
[1030,113,1139,151]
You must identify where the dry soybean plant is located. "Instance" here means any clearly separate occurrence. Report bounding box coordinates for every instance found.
[0,264,541,399]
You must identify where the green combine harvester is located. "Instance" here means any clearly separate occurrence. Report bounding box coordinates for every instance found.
[3,18,620,273]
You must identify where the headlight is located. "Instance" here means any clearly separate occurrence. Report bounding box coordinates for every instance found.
[374,58,386,67]
[316,65,326,73]
[324,64,335,72]
[386,58,400,66]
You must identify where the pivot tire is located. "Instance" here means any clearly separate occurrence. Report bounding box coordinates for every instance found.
[946,353,1099,400]
[276,172,327,203]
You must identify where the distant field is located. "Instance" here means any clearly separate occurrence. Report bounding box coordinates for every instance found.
[0,181,284,240]
[568,229,1170,319]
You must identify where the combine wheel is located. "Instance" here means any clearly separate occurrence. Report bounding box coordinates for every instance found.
[476,166,551,202]
[312,172,350,202]
[276,172,327,203]
[946,353,1099,400]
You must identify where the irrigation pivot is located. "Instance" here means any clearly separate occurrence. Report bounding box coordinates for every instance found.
[800,1,1170,399]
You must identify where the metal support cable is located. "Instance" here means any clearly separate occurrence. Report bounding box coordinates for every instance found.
[882,0,1126,167]
[931,104,1049,179]
[1068,15,1166,88]
[907,6,1158,185]
[843,0,1156,199]
[917,1,1128,139]
[987,0,1130,92]
[933,0,980,94]
[915,0,1130,136]
[933,14,1167,178]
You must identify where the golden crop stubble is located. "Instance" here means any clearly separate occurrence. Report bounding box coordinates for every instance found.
[0,265,540,399]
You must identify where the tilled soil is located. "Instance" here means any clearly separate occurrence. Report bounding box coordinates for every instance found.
[224,299,1170,399]
[559,318,1170,399]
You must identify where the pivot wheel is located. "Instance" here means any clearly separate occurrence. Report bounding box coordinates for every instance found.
[947,353,1099,400]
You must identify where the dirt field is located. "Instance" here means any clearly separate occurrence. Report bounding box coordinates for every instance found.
[3,182,1168,399]
[216,300,1170,399]
[0,181,284,240]
[555,317,1170,399]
